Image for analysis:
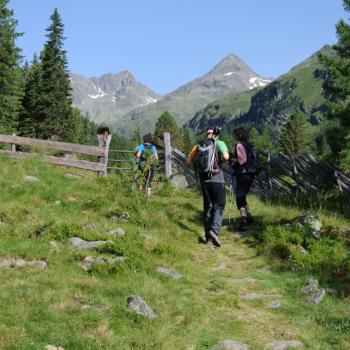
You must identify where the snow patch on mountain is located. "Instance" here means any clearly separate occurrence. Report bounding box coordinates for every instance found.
[145,96,158,104]
[88,86,107,99]
[249,77,271,89]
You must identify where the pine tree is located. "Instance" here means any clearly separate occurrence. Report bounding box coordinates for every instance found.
[18,54,42,137]
[0,0,23,134]
[318,0,350,168]
[279,112,307,156]
[36,8,73,140]
[154,111,180,147]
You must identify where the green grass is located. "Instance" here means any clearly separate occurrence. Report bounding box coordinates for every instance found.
[0,157,349,349]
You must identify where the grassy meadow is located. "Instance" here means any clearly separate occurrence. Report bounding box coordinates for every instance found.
[0,156,349,350]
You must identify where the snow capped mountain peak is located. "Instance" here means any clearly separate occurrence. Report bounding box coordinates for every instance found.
[249,77,272,89]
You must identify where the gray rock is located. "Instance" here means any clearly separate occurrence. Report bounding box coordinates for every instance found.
[64,173,82,180]
[210,339,250,350]
[45,346,64,350]
[68,237,106,250]
[302,214,322,232]
[127,295,157,318]
[300,279,319,294]
[68,197,77,202]
[108,228,125,237]
[24,175,40,182]
[81,256,126,269]
[266,301,282,309]
[170,175,189,190]
[156,267,183,280]
[0,257,47,270]
[233,278,258,283]
[240,292,265,300]
[306,288,326,305]
[121,212,130,221]
[266,340,303,350]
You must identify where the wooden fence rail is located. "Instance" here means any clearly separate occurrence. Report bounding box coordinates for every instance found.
[0,133,111,174]
[170,147,350,198]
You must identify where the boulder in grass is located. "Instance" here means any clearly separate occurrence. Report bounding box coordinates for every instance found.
[266,301,282,309]
[24,175,40,182]
[81,256,126,269]
[156,267,183,280]
[68,237,107,250]
[126,295,157,318]
[266,340,303,350]
[210,339,251,350]
[300,279,319,294]
[64,173,82,180]
[45,346,64,350]
[108,228,125,237]
[306,288,326,305]
[0,257,47,270]
[170,175,189,191]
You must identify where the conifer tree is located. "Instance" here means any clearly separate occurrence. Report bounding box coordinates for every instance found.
[279,112,307,156]
[36,8,73,140]
[18,54,42,137]
[0,0,23,134]
[319,0,350,169]
[154,111,180,147]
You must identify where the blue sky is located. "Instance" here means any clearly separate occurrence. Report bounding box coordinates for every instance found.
[10,0,345,95]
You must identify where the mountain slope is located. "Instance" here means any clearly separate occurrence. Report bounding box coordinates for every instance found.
[70,71,161,125]
[187,45,334,134]
[115,54,271,135]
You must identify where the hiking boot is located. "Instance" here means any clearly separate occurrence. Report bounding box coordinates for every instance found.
[206,238,214,245]
[238,217,248,231]
[208,230,222,247]
[246,213,255,225]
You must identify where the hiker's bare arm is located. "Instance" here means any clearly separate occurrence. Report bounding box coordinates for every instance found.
[222,151,229,161]
[186,157,193,166]
[136,151,141,158]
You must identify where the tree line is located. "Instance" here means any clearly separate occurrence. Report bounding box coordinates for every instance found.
[0,2,96,145]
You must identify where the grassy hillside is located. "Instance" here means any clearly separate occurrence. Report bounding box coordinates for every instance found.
[0,157,349,349]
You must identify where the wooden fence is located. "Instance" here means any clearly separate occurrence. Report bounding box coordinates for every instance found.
[0,133,112,175]
[170,147,350,198]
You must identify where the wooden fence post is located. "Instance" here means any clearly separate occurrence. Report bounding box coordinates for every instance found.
[11,134,16,152]
[97,132,112,176]
[164,132,172,178]
[335,170,343,192]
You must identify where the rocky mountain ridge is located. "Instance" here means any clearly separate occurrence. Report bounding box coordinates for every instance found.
[70,70,161,124]
[70,53,271,134]
[186,45,335,135]
[115,53,271,135]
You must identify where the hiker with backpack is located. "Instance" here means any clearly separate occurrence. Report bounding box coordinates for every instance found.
[187,126,229,247]
[136,134,158,196]
[232,127,260,231]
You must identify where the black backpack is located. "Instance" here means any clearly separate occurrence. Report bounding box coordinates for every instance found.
[193,139,220,178]
[234,141,261,174]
